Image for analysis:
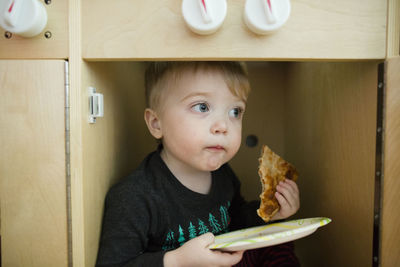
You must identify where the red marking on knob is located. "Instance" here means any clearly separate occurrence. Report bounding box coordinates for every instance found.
[8,1,15,13]
[267,0,272,10]
[201,0,207,13]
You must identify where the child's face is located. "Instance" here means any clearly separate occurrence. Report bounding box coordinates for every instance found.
[158,70,245,172]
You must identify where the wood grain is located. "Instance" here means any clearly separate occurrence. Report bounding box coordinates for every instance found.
[381,57,400,267]
[0,0,68,59]
[0,60,68,266]
[80,62,156,266]
[387,0,400,57]
[69,0,85,265]
[82,0,386,60]
[284,61,379,266]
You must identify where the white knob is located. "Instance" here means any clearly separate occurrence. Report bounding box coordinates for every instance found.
[244,0,291,35]
[182,0,227,35]
[0,0,48,37]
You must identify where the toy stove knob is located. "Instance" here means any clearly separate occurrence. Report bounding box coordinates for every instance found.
[182,0,227,35]
[0,0,47,38]
[244,0,291,35]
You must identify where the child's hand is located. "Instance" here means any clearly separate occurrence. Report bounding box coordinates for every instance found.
[271,179,300,221]
[164,232,244,267]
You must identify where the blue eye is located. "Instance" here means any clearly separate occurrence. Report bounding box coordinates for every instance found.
[229,107,242,118]
[192,103,209,113]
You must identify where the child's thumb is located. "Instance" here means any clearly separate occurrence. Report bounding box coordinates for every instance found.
[200,232,215,246]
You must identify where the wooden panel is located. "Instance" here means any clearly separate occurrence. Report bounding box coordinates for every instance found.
[387,0,400,57]
[69,0,85,265]
[80,62,156,266]
[0,60,68,266]
[285,62,379,266]
[381,57,400,266]
[0,0,68,59]
[82,0,386,60]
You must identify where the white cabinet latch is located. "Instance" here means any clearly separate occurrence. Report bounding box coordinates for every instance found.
[88,87,104,123]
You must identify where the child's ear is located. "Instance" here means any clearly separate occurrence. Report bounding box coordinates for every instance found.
[144,108,163,139]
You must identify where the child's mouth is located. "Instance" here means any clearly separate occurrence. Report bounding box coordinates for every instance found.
[207,145,225,151]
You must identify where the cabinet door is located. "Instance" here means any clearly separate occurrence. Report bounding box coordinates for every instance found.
[381,57,400,266]
[0,60,68,266]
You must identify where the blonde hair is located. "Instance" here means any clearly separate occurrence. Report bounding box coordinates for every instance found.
[145,62,251,111]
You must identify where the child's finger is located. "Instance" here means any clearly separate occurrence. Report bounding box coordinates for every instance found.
[276,191,299,219]
[283,179,299,194]
[277,183,296,203]
[279,179,298,195]
[279,181,300,204]
[276,184,298,210]
[210,249,244,266]
[275,191,291,210]
[199,232,215,246]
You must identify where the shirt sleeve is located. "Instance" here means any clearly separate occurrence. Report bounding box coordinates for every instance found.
[96,180,166,267]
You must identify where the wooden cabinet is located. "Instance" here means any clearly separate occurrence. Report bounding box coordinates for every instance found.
[0,60,68,266]
[0,1,68,59]
[0,0,399,266]
[81,0,386,60]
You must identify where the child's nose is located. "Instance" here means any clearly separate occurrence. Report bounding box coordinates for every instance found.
[210,119,228,135]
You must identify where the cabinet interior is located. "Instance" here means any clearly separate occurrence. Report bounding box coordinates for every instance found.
[80,60,380,266]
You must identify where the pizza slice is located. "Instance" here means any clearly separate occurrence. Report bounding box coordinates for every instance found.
[257,145,299,222]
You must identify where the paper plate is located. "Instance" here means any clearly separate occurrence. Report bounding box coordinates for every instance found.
[209,217,331,251]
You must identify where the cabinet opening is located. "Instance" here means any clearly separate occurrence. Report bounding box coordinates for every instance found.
[81,60,381,267]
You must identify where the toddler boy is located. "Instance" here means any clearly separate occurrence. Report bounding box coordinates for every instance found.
[96,62,300,266]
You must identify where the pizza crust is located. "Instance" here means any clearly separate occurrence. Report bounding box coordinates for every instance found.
[257,145,298,222]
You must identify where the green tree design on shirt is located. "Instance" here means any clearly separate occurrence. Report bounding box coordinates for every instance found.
[220,205,228,230]
[188,222,197,239]
[209,213,222,233]
[198,219,209,235]
[178,225,185,246]
[162,204,232,250]
[162,230,175,251]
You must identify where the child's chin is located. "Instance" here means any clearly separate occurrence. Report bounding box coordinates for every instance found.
[208,165,221,171]
[204,161,225,171]
[202,156,229,171]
